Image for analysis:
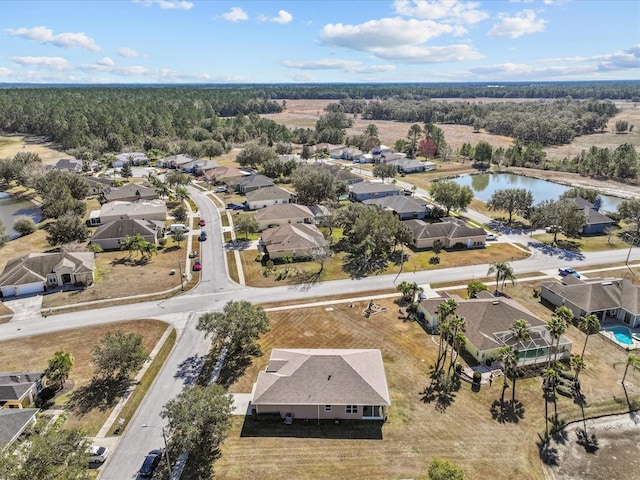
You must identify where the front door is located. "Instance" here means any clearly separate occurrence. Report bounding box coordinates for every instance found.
[61,273,72,284]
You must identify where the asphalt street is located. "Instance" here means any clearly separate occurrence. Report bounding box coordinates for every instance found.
[0,181,637,479]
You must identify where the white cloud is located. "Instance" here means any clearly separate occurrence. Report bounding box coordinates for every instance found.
[97,57,115,67]
[320,18,460,51]
[0,67,13,77]
[286,72,317,82]
[488,10,546,38]
[117,47,143,58]
[133,0,193,10]
[282,58,395,74]
[265,10,293,25]
[5,26,101,51]
[394,0,489,24]
[222,7,248,22]
[371,44,483,63]
[12,56,70,71]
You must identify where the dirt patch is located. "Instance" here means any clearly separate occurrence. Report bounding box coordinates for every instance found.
[545,413,640,480]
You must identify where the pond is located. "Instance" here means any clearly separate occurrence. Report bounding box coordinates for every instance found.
[453,173,623,213]
[0,191,42,239]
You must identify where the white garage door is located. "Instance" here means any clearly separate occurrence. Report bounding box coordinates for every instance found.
[1,286,16,297]
[16,283,45,296]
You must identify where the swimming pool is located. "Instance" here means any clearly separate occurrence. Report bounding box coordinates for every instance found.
[604,326,634,345]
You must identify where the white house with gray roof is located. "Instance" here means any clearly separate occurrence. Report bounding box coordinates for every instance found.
[364,195,430,220]
[251,349,390,421]
[88,199,167,226]
[348,182,402,202]
[246,186,296,210]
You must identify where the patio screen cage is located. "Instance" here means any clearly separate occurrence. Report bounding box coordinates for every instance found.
[493,325,571,365]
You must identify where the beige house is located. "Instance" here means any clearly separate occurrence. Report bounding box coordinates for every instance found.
[88,199,167,226]
[90,219,164,250]
[0,252,95,297]
[260,224,328,260]
[405,219,486,249]
[541,276,640,327]
[418,295,572,366]
[204,165,244,183]
[254,204,314,231]
[100,183,158,204]
[246,186,296,210]
[252,349,390,421]
[0,372,45,409]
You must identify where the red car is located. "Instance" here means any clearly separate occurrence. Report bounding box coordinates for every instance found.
[192,261,202,271]
[199,219,206,226]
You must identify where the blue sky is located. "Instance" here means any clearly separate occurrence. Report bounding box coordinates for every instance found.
[0,0,638,83]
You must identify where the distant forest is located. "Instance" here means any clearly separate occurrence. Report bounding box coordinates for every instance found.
[0,82,637,157]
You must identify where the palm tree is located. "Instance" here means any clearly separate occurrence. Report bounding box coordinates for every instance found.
[396,281,420,302]
[542,366,560,435]
[487,261,516,294]
[570,354,586,383]
[620,353,640,385]
[578,313,601,360]
[498,345,516,406]
[155,183,171,199]
[435,299,457,370]
[509,319,532,403]
[447,315,467,373]
[175,185,190,203]
[545,315,567,368]
[449,332,467,374]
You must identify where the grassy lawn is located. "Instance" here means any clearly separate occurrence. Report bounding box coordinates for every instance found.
[42,245,192,308]
[239,243,529,287]
[531,231,630,252]
[214,294,640,480]
[0,319,169,436]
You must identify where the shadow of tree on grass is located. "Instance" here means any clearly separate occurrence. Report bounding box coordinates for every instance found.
[68,375,132,415]
[420,371,460,413]
[490,399,526,424]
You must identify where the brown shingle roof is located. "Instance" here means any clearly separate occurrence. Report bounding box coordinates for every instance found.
[0,253,94,286]
[252,349,390,406]
[541,278,640,314]
[246,186,295,202]
[255,204,313,222]
[261,224,327,252]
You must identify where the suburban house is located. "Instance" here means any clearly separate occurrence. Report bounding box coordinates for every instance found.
[405,218,486,249]
[251,349,390,421]
[204,165,245,184]
[0,252,95,297]
[116,152,149,166]
[418,295,572,366]
[334,168,364,185]
[90,219,164,250]
[348,182,402,202]
[569,197,615,234]
[278,154,307,166]
[330,147,363,161]
[388,158,436,173]
[363,195,430,220]
[260,224,328,260]
[85,176,113,196]
[181,158,218,174]
[540,276,640,327]
[157,154,198,169]
[48,158,82,173]
[313,143,342,155]
[245,186,296,210]
[0,409,38,446]
[231,174,275,193]
[100,183,159,204]
[88,199,167,226]
[0,372,45,409]
[308,204,333,225]
[254,204,314,231]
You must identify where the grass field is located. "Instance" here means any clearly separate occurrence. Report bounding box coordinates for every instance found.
[216,297,640,480]
[531,231,630,252]
[0,134,70,165]
[0,319,169,435]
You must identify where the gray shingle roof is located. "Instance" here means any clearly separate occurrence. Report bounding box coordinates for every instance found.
[0,372,44,402]
[91,219,161,240]
[0,253,94,286]
[363,195,428,214]
[419,297,546,351]
[234,174,274,189]
[253,349,390,406]
[349,182,402,195]
[405,219,486,241]
[102,183,158,203]
[0,409,38,446]
[541,278,640,314]
[246,186,295,202]
[261,224,327,252]
[255,204,313,222]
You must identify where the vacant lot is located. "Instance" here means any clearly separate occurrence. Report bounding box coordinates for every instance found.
[216,296,640,480]
[0,319,168,435]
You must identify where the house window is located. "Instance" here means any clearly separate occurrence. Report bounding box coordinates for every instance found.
[346,405,358,414]
[325,405,332,413]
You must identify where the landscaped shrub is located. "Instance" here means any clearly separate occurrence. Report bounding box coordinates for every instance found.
[472,371,482,385]
[556,385,573,398]
[559,370,575,381]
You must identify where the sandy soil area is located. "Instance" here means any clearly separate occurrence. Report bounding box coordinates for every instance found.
[0,134,69,164]
[545,412,640,480]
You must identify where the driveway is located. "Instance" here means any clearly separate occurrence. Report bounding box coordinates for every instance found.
[3,294,43,322]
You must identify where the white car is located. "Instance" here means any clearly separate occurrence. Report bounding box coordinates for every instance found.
[486,233,497,241]
[88,445,109,463]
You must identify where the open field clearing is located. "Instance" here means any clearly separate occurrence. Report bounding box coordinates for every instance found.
[0,134,70,164]
[217,297,640,480]
[0,320,169,435]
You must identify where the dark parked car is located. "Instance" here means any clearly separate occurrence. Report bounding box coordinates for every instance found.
[199,230,207,241]
[559,267,580,278]
[226,202,246,210]
[138,450,162,478]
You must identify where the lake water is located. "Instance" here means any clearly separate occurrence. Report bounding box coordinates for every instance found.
[0,191,42,239]
[453,173,623,213]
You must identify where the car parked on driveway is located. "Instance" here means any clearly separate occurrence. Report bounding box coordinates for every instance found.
[88,445,109,464]
[138,450,162,478]
[486,233,497,241]
[559,267,580,278]
[193,261,202,271]
[226,202,246,210]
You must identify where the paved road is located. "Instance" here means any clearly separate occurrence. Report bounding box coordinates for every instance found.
[1,180,637,479]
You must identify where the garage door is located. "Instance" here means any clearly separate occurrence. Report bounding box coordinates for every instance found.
[1,286,16,297]
[16,283,45,296]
